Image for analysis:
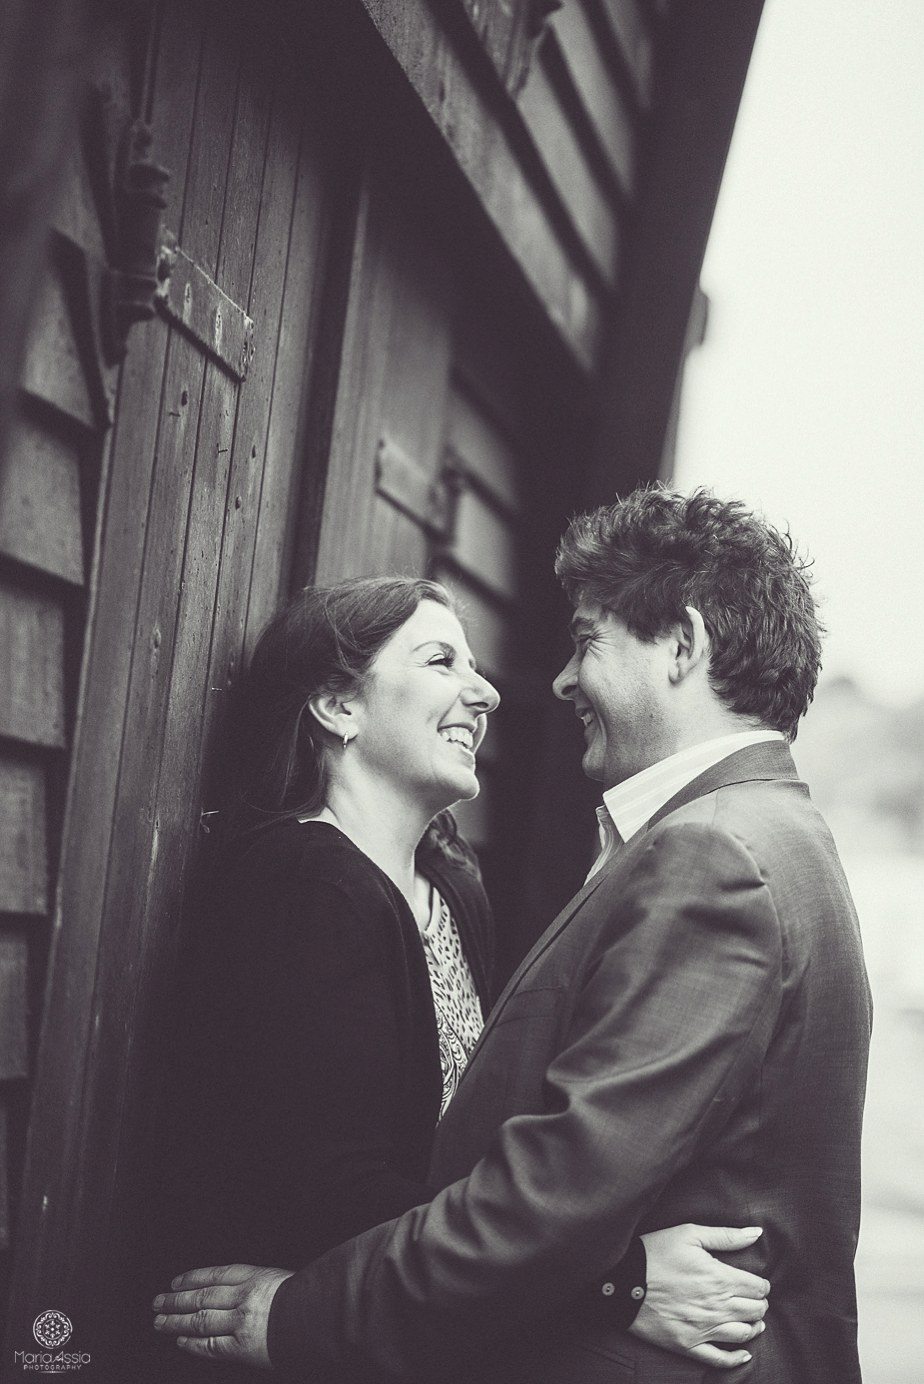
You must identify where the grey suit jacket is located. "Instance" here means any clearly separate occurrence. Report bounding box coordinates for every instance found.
[268,742,872,1383]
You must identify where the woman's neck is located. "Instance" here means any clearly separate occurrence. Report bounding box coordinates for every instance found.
[310,777,434,909]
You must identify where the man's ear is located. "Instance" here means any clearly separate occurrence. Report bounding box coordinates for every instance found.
[668,606,709,685]
[306,690,357,740]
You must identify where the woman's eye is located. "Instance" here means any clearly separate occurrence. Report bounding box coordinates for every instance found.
[429,655,452,667]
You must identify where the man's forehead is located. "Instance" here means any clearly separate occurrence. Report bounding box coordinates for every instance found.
[570,598,608,630]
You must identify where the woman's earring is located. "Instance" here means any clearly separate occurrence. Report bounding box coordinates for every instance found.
[342,732,350,750]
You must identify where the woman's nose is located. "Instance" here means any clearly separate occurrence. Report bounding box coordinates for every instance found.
[463,671,500,713]
[552,654,578,702]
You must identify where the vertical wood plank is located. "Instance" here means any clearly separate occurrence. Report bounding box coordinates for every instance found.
[195,86,299,797]
[245,109,335,645]
[313,167,454,582]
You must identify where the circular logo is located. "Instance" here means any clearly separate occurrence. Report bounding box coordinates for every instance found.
[33,1310,73,1349]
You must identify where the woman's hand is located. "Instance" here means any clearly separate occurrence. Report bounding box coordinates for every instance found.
[630,1224,770,1369]
[153,1264,293,1368]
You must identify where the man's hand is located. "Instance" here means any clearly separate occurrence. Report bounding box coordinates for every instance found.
[153,1264,293,1368]
[631,1225,770,1370]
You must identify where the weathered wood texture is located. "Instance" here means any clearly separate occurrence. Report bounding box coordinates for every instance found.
[0,414,84,584]
[312,165,454,583]
[0,583,65,751]
[356,0,605,368]
[3,1,339,1365]
[354,0,662,371]
[0,939,28,1084]
[0,761,47,919]
[0,0,85,456]
[0,4,122,1314]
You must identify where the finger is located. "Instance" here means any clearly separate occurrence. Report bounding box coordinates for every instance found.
[688,1344,754,1370]
[154,1309,236,1340]
[695,1225,762,1252]
[169,1264,259,1291]
[723,1295,768,1323]
[176,1335,234,1360]
[706,1320,766,1345]
[723,1269,771,1299]
[153,1285,241,1314]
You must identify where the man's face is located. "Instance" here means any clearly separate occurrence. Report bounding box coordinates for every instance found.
[552,598,670,788]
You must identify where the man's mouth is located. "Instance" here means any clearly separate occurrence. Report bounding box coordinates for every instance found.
[439,725,476,752]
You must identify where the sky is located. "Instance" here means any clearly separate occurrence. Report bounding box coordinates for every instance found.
[673,0,924,706]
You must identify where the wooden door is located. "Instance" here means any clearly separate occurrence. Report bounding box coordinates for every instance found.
[3,2,342,1370]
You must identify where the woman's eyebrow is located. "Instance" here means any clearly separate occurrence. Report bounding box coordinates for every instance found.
[412,640,453,654]
[413,639,480,671]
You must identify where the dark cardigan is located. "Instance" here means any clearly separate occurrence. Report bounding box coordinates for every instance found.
[167,819,494,1269]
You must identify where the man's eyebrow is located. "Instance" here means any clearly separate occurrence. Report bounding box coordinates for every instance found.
[569,615,596,639]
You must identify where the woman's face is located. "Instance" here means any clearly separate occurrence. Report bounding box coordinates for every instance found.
[348,600,499,811]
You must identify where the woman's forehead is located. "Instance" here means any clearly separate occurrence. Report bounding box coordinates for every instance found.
[391,600,471,654]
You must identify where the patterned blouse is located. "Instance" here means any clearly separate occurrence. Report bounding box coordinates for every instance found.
[419,885,484,1119]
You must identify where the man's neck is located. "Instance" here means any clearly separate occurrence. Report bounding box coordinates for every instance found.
[667,708,769,756]
[600,725,784,849]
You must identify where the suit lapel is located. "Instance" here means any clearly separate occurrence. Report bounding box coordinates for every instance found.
[461,740,801,1083]
[459,867,611,1076]
[644,739,800,832]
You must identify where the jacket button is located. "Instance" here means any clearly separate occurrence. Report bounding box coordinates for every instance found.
[631,1285,646,1301]
[601,1282,615,1296]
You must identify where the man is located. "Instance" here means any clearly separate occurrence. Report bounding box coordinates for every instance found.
[154,490,872,1381]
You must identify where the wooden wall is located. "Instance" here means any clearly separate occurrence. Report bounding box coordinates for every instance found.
[1,1,345,1364]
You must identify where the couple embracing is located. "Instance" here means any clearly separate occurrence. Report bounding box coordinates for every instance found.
[153,488,871,1383]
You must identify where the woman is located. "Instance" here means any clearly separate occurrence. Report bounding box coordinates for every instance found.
[152,577,766,1375]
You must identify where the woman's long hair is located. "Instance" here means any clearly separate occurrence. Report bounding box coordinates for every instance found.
[223,576,476,868]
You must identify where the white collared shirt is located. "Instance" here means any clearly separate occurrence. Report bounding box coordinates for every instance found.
[585,729,786,881]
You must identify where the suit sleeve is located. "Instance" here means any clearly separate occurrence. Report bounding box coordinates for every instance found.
[267,822,783,1377]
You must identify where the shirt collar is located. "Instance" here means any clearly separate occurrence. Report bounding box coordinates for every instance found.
[601,729,786,845]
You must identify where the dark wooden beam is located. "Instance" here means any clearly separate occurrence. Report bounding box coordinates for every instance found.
[585,0,765,504]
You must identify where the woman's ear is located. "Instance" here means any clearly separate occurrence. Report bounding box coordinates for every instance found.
[306,691,356,740]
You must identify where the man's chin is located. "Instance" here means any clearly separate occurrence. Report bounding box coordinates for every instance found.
[581,748,605,783]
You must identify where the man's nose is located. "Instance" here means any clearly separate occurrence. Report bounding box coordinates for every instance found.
[552,654,578,702]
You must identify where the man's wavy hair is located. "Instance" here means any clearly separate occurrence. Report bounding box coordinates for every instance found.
[554,487,823,740]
